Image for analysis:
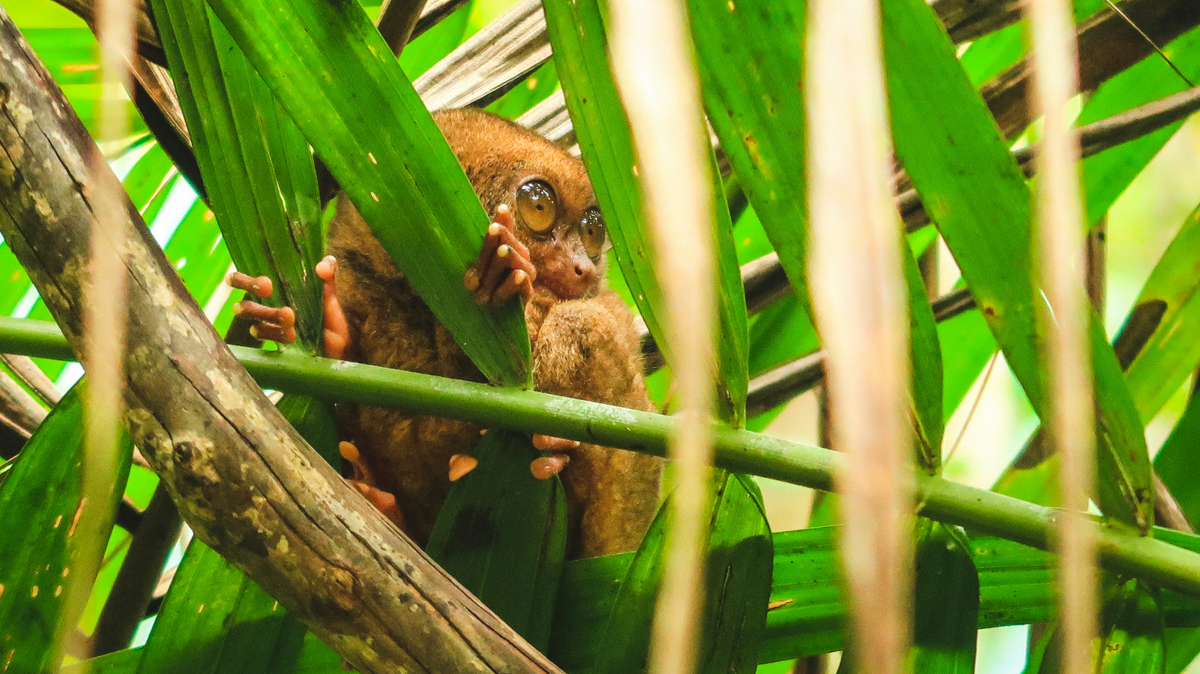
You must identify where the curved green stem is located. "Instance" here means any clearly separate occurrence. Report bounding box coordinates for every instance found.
[4,316,1200,597]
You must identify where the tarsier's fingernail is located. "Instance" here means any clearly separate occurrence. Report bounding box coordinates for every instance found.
[497,245,510,259]
[488,223,502,236]
[448,454,478,482]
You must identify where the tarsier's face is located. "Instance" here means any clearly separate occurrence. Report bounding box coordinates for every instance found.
[434,108,611,301]
[509,174,609,301]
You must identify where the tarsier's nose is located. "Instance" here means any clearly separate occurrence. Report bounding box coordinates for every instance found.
[575,260,596,286]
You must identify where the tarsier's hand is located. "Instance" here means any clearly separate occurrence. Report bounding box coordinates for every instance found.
[463,204,536,305]
[227,272,296,344]
[226,256,351,359]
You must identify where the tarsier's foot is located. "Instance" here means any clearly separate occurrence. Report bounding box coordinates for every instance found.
[448,454,478,482]
[463,204,536,305]
[227,271,297,344]
[340,442,408,532]
[447,431,577,480]
[531,435,581,480]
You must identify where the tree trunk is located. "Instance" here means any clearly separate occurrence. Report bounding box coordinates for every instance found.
[0,11,560,674]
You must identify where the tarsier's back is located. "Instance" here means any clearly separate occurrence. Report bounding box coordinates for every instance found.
[327,108,663,558]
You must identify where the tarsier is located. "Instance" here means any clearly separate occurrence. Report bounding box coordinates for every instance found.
[230,108,663,559]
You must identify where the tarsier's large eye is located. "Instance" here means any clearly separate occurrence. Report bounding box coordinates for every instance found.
[516,180,558,233]
[579,208,607,259]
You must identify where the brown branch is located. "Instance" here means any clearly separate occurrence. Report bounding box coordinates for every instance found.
[0,11,560,674]
[376,0,427,57]
[1,353,61,405]
[0,366,45,437]
[92,483,184,655]
[983,0,1200,139]
[933,0,1023,43]
[411,0,472,41]
[49,0,164,66]
[414,0,551,112]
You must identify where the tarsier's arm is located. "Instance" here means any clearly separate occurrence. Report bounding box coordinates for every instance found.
[228,107,663,557]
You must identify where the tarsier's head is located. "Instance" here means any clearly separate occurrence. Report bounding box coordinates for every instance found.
[434,108,608,301]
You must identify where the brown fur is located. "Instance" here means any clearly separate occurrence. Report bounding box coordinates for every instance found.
[327,108,663,557]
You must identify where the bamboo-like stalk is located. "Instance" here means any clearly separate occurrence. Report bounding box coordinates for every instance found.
[9,317,1200,598]
[64,0,137,665]
[806,1,912,672]
[1028,0,1097,671]
[606,0,716,671]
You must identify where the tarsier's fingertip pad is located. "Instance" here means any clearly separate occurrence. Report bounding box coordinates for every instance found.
[463,269,480,291]
[448,454,478,482]
[531,454,570,480]
[497,245,510,259]
[339,441,359,462]
[488,223,502,236]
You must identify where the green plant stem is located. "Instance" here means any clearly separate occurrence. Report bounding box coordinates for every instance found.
[4,316,1200,596]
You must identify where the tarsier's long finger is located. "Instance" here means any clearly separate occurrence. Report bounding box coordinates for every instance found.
[448,454,478,482]
[491,269,533,304]
[465,205,535,302]
[350,481,407,531]
[225,271,274,299]
[464,223,505,293]
[316,256,351,359]
[488,216,532,268]
[234,301,296,328]
[250,323,297,344]
[339,441,374,484]
[531,454,571,480]
[236,301,297,344]
[533,435,581,452]
[476,244,516,304]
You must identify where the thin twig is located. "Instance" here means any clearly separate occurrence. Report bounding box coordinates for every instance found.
[1102,0,1194,87]
[944,353,1000,469]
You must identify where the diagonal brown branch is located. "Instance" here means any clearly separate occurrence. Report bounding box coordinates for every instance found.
[0,11,561,674]
[984,0,1200,139]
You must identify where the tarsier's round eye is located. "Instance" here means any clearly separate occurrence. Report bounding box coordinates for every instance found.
[516,180,558,233]
[579,208,607,259]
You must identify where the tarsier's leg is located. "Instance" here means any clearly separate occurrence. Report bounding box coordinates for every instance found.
[460,204,573,477]
[227,264,406,526]
[339,441,408,532]
[530,292,665,557]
